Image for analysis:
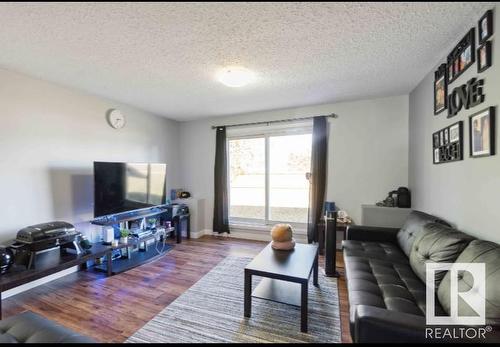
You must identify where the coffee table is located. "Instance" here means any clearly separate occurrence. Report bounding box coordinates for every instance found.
[244,243,319,333]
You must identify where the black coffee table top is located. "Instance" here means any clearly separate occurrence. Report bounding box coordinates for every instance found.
[245,243,318,281]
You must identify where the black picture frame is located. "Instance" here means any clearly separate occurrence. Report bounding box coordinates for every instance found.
[434,63,447,115]
[433,121,463,164]
[447,28,475,84]
[469,106,495,158]
[477,41,492,73]
[478,9,493,44]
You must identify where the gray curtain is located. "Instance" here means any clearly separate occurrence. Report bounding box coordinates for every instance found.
[213,126,230,234]
[307,116,328,243]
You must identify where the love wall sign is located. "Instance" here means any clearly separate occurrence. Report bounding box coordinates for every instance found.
[447,77,485,118]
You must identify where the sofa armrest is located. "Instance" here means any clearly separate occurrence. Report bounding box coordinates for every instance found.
[354,305,427,343]
[346,225,400,243]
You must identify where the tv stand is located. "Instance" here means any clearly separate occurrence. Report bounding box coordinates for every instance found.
[89,204,190,273]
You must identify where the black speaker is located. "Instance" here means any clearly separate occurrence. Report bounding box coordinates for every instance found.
[396,187,411,208]
[324,212,339,278]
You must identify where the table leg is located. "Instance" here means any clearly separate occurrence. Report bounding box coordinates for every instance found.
[0,291,2,320]
[301,281,308,333]
[174,218,181,244]
[244,270,252,318]
[107,251,112,277]
[313,251,319,287]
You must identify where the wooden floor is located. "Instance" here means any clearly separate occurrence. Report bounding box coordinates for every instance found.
[2,235,351,343]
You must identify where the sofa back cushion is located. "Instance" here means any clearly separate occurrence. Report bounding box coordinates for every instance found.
[397,210,450,257]
[409,223,474,286]
[437,240,500,326]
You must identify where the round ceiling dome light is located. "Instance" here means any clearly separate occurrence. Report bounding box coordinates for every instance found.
[217,66,255,87]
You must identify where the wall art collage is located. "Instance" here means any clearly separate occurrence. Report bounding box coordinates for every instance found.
[433,9,495,164]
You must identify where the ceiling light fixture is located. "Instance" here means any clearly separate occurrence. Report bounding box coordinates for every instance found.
[217,66,255,87]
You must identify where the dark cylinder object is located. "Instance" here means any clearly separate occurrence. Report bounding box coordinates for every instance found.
[324,212,339,278]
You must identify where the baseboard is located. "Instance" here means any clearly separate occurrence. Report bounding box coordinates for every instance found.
[189,229,212,239]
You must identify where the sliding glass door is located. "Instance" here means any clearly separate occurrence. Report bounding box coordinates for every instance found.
[228,130,312,227]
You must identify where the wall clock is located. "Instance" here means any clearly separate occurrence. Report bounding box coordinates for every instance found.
[107,109,126,129]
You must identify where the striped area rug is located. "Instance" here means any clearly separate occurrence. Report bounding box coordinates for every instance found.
[126,256,341,343]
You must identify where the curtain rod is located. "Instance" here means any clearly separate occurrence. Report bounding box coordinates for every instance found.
[211,113,338,129]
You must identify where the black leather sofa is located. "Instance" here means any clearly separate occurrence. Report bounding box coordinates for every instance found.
[343,210,500,343]
[0,311,94,343]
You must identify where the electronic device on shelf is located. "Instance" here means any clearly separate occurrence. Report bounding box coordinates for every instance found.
[131,229,153,239]
[102,226,114,245]
[172,204,189,216]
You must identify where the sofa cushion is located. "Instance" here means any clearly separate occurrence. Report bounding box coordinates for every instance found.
[397,210,450,257]
[343,253,446,331]
[437,240,500,326]
[409,223,474,286]
[342,240,408,264]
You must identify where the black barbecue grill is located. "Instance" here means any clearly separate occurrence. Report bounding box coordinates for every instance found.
[8,221,82,269]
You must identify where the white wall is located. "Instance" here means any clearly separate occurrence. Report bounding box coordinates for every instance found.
[409,6,500,243]
[179,95,409,234]
[0,68,180,243]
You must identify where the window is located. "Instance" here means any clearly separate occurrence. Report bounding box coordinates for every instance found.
[228,128,312,226]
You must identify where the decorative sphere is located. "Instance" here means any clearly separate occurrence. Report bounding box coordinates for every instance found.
[0,247,14,274]
[271,224,293,242]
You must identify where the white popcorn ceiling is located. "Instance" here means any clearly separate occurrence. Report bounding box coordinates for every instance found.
[0,2,494,120]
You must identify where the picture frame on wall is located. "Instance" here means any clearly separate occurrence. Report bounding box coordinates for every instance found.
[434,76,447,114]
[434,63,448,115]
[434,63,447,115]
[447,28,475,83]
[469,106,495,158]
[478,9,493,44]
[433,121,463,165]
[477,41,492,73]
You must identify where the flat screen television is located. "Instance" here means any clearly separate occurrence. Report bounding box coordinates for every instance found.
[94,161,167,217]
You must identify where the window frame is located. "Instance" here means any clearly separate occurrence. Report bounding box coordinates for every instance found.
[227,125,312,229]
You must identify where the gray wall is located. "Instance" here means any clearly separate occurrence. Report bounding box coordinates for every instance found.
[409,5,499,243]
[179,95,409,231]
[0,68,180,243]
